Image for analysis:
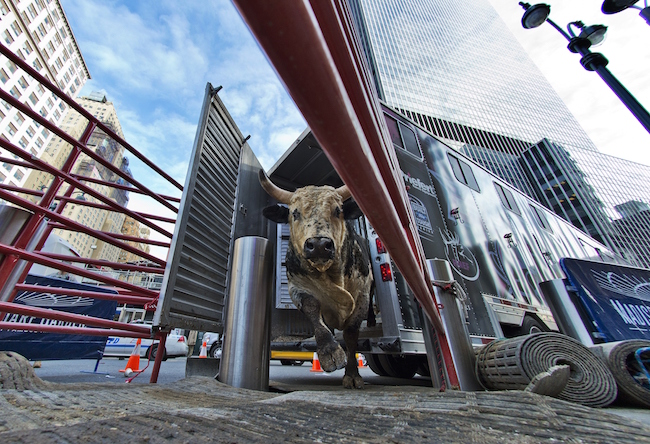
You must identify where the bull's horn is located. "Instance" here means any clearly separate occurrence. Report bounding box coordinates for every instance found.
[336,184,352,202]
[258,169,294,204]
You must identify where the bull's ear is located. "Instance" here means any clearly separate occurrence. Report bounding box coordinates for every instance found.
[343,200,363,220]
[263,205,290,223]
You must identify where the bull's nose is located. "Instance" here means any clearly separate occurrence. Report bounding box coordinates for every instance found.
[304,237,335,260]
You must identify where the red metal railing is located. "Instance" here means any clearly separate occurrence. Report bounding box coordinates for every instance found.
[0,42,181,382]
[233,0,459,388]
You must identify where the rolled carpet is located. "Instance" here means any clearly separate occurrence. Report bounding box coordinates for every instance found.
[476,332,617,407]
[591,340,650,408]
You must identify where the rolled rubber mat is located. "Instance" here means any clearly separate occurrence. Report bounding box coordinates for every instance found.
[592,340,650,408]
[476,333,618,407]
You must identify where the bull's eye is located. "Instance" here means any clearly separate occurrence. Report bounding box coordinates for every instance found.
[292,209,301,221]
[334,206,342,218]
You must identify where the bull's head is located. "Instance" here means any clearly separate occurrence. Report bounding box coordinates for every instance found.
[259,170,362,272]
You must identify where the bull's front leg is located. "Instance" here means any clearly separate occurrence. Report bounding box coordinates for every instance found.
[294,292,346,372]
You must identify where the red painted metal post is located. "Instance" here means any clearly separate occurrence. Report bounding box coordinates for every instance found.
[149,332,168,383]
[232,0,459,387]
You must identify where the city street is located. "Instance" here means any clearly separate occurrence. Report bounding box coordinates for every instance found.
[32,356,434,389]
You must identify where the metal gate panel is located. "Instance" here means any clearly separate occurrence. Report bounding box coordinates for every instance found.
[155,84,244,331]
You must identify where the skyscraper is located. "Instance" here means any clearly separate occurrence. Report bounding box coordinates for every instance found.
[349,0,650,268]
[349,0,597,157]
[0,0,90,187]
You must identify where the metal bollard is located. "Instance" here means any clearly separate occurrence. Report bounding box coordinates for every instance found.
[218,236,273,391]
[426,258,483,391]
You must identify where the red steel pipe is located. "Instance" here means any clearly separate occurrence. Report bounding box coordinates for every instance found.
[44,224,171,248]
[0,323,151,338]
[0,189,167,267]
[14,284,155,306]
[0,301,152,334]
[149,332,167,383]
[0,137,175,239]
[233,0,458,387]
[30,253,165,274]
[232,0,442,331]
[0,244,159,299]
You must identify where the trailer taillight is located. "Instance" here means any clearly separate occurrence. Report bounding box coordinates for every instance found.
[375,238,386,254]
[380,262,392,281]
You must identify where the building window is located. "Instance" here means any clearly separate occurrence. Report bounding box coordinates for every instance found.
[22,41,33,55]
[0,0,8,16]
[0,69,8,84]
[32,59,43,72]
[13,112,24,126]
[27,4,38,19]
[9,86,21,99]
[10,21,23,37]
[31,31,41,44]
[2,30,14,45]
[6,123,17,136]
[448,153,480,192]
[17,76,28,90]
[14,169,24,180]
[18,137,28,148]
[29,93,39,106]
[35,137,43,148]
[26,126,35,138]
[6,60,17,74]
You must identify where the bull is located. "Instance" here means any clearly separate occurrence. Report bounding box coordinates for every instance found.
[259,170,373,389]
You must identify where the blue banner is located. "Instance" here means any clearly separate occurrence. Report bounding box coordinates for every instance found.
[561,258,650,342]
[0,275,118,360]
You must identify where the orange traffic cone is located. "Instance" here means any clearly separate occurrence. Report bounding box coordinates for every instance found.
[199,335,208,358]
[310,352,322,372]
[357,353,365,368]
[119,338,143,376]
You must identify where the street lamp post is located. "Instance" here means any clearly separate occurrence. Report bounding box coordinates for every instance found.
[601,0,650,25]
[519,2,650,135]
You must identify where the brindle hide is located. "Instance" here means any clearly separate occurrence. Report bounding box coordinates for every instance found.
[260,170,373,389]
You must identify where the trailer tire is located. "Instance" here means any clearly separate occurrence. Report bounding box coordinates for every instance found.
[366,354,390,377]
[519,316,548,336]
[377,354,419,379]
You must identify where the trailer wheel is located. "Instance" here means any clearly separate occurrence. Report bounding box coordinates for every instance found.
[366,354,390,377]
[377,354,419,379]
[519,316,548,336]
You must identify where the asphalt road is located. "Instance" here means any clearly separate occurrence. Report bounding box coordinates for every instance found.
[32,356,433,388]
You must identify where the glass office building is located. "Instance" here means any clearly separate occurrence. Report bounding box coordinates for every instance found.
[349,0,650,269]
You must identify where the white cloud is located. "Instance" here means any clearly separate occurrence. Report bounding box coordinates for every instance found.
[489,0,650,166]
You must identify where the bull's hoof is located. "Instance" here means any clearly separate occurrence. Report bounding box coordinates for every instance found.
[342,374,364,389]
[318,344,346,372]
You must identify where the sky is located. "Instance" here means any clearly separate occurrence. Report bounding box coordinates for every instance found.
[58,0,650,255]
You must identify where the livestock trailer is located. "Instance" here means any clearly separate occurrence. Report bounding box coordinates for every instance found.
[156,84,623,379]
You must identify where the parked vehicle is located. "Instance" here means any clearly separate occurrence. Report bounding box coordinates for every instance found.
[104,322,188,360]
[203,332,222,359]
